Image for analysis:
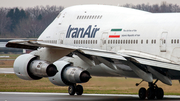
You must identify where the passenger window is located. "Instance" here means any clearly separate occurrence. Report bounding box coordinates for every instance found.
[174,39,176,44]
[178,39,179,44]
[97,16,99,19]
[154,40,156,44]
[171,39,173,44]
[94,16,97,19]
[164,40,166,44]
[146,40,148,44]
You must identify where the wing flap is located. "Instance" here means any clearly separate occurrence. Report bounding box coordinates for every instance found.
[134,56,180,71]
[80,49,127,61]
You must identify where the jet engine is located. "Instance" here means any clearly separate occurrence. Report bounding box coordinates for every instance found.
[13,54,58,80]
[49,60,91,86]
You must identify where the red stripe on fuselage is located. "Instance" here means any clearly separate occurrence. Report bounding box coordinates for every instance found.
[109,35,120,38]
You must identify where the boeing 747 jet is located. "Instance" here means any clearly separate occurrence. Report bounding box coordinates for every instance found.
[6,5,180,99]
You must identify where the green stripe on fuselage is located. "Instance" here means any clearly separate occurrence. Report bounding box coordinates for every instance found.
[111,29,122,31]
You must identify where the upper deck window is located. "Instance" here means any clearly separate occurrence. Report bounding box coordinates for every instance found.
[77,15,103,19]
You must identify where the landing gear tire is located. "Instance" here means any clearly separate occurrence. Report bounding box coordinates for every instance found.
[156,87,164,99]
[76,85,83,95]
[68,85,84,95]
[68,85,76,95]
[139,87,146,100]
[147,88,155,99]
[137,80,164,100]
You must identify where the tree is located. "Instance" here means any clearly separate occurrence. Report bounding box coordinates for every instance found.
[37,14,42,20]
[6,8,28,32]
[0,8,11,36]
[14,18,42,38]
[6,8,14,31]
[122,1,180,13]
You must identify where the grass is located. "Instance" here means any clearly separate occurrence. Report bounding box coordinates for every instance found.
[0,74,67,93]
[0,60,14,68]
[0,74,180,95]
[0,54,20,68]
[0,54,20,59]
[0,54,180,95]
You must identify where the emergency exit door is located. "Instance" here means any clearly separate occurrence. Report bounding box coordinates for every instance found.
[160,32,168,52]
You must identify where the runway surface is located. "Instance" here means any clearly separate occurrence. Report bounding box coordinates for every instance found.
[0,92,180,101]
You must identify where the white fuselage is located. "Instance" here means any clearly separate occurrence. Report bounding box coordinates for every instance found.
[37,5,180,77]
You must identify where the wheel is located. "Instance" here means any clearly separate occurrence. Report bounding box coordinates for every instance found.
[68,85,75,95]
[156,87,164,99]
[138,87,146,100]
[76,85,83,95]
[147,88,155,99]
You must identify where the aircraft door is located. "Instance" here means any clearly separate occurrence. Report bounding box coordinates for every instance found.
[160,32,168,52]
[59,32,65,44]
[101,32,108,50]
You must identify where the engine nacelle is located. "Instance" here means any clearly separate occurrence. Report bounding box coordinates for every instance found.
[14,54,58,80]
[49,61,91,86]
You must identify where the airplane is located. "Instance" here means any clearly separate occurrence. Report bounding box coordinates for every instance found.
[6,4,180,100]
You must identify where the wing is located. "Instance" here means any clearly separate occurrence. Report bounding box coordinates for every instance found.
[6,40,180,85]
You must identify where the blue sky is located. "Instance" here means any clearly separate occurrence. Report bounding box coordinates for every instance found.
[0,0,180,8]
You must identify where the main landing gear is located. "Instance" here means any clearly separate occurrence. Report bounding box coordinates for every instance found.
[138,80,164,100]
[68,84,83,95]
